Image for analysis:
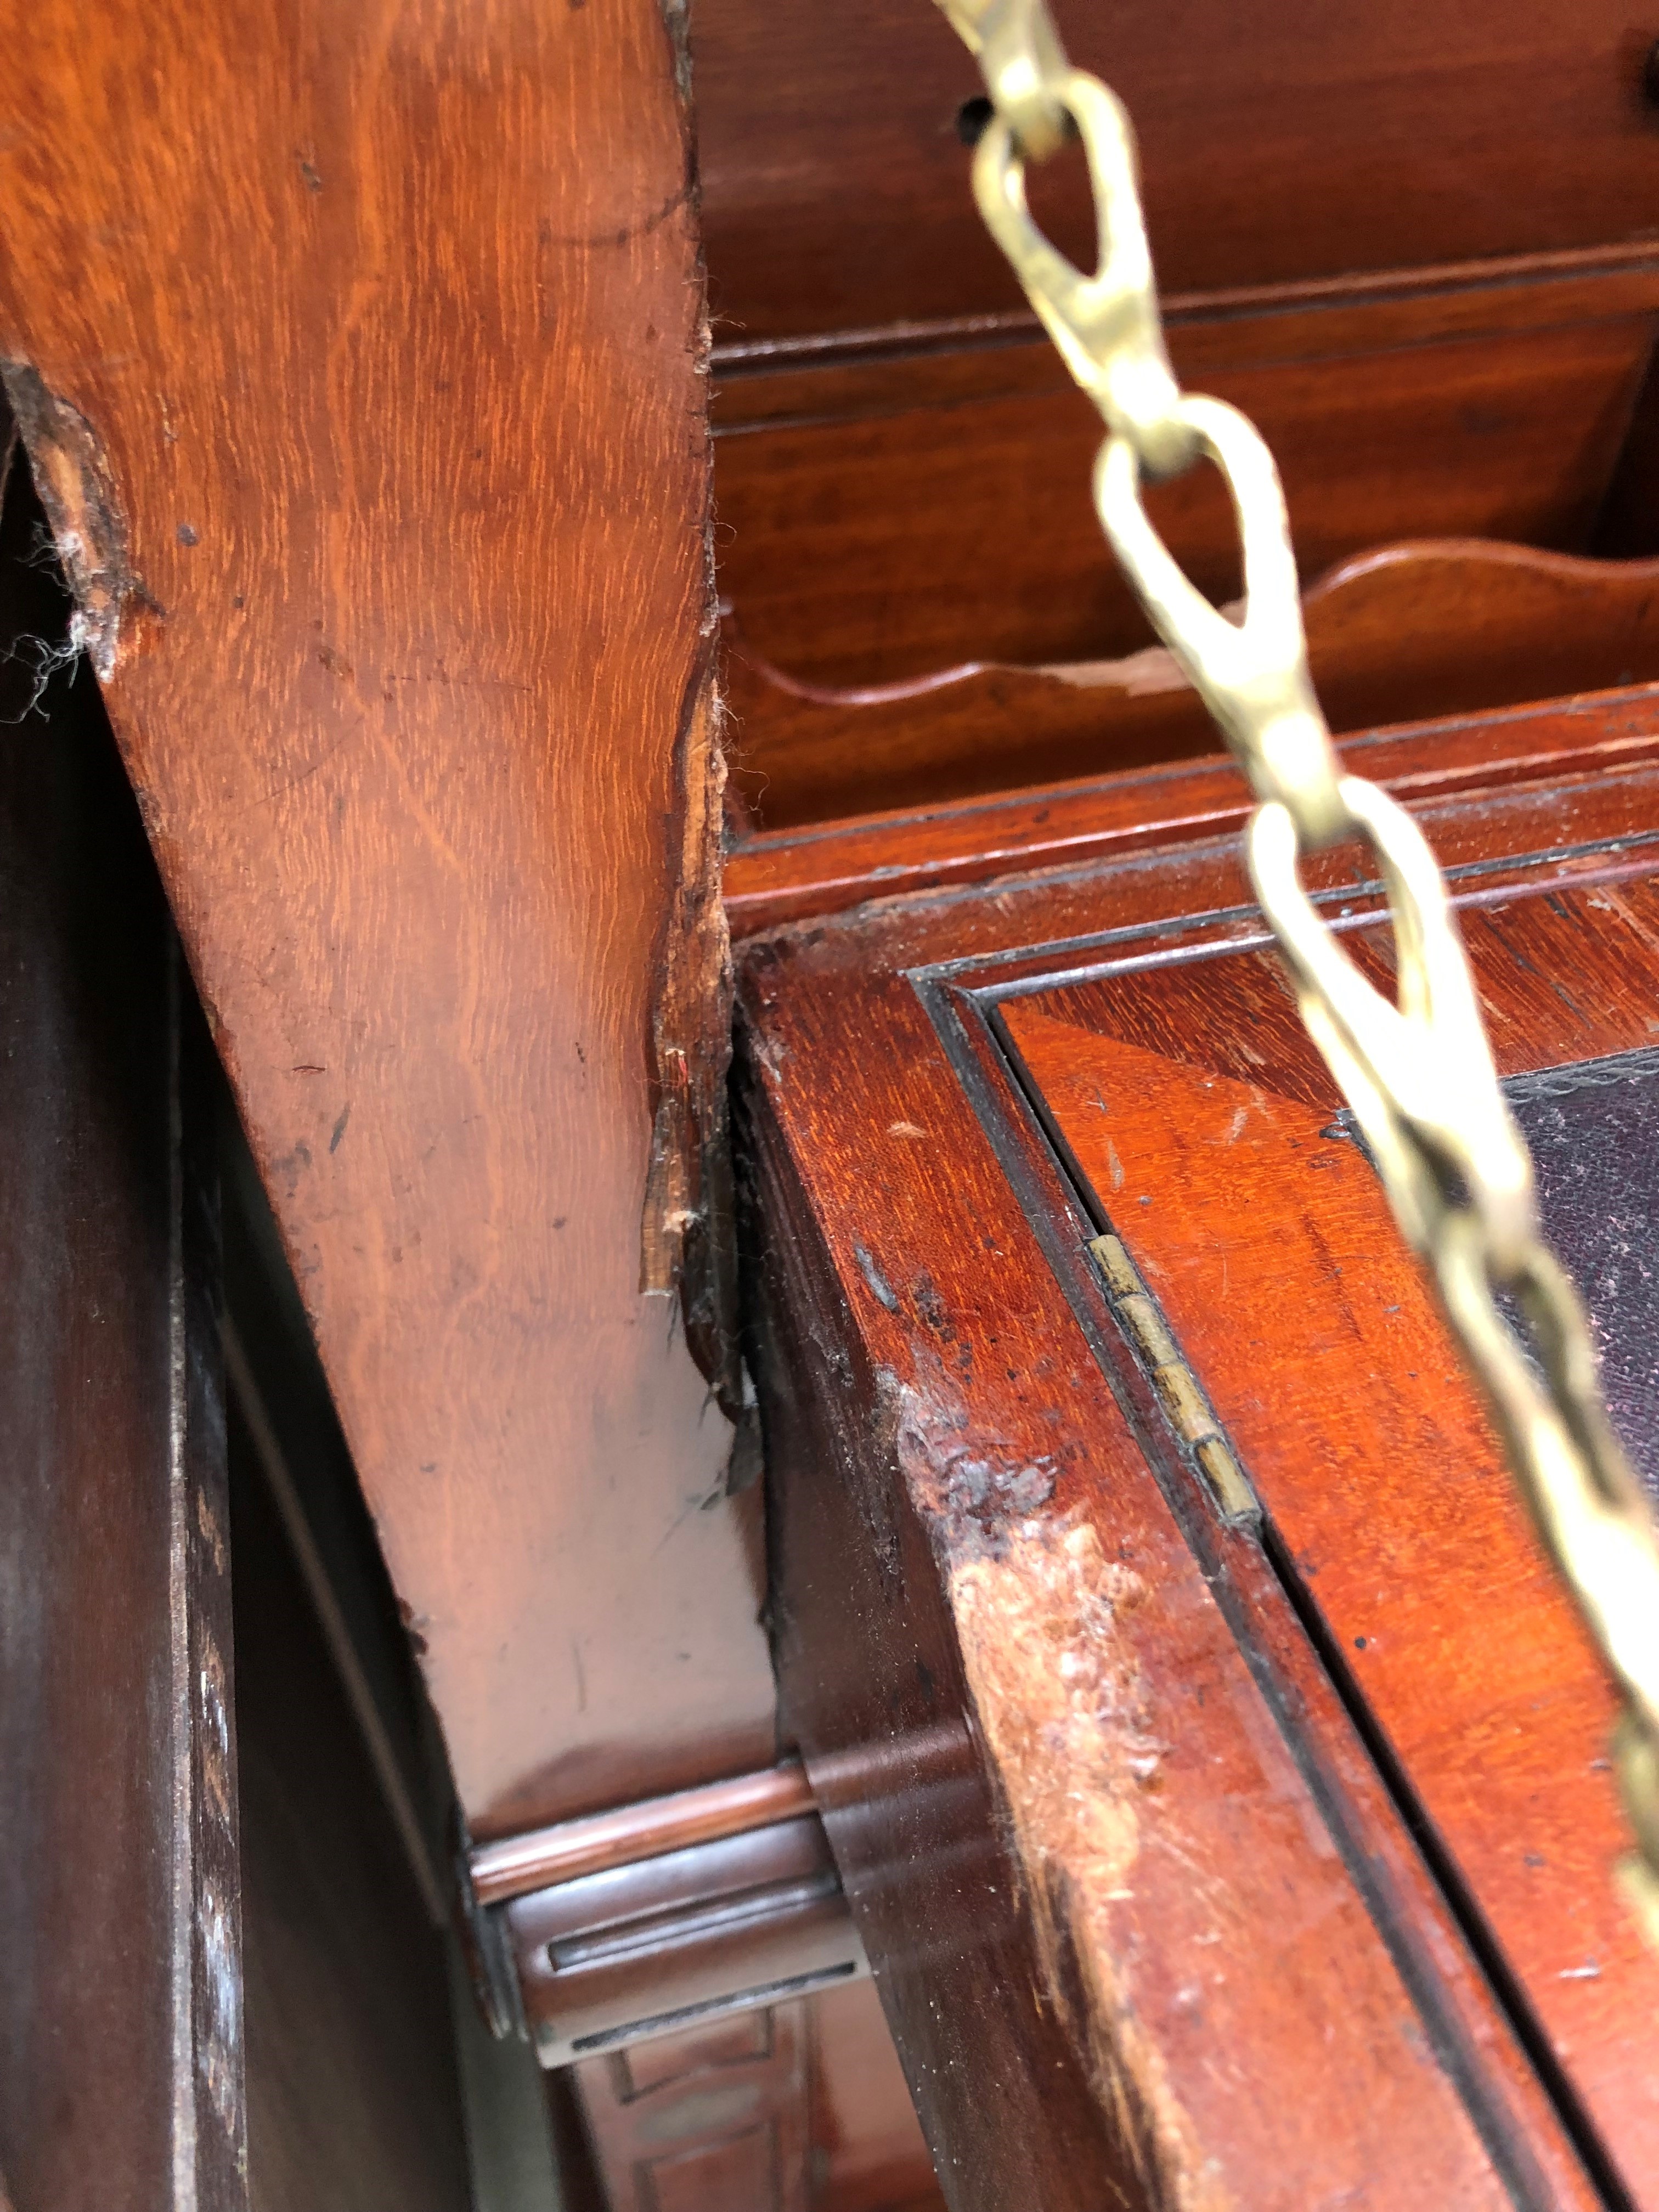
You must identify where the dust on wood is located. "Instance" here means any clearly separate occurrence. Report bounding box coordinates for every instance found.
[894,1364,1226,2212]
[641,661,739,1415]
[1,363,153,681]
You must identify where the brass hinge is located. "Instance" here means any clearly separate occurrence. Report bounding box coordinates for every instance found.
[1088,1234,1260,1526]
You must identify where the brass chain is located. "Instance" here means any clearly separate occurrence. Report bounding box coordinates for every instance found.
[938,0,1659,1941]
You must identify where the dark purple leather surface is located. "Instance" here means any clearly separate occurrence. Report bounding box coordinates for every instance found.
[1509,1049,1659,1504]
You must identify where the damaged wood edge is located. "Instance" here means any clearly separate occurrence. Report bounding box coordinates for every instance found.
[1086,1233,1261,1526]
[640,4,744,1422]
[656,0,694,108]
[639,486,740,1412]
[890,1365,1220,2211]
[735,1041,1211,2205]
[641,650,741,1415]
[0,362,156,684]
[735,1060,1128,2194]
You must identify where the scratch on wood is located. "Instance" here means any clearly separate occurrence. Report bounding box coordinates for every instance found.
[1,362,154,681]
[544,184,692,252]
[853,1243,900,1312]
[894,1363,1225,2211]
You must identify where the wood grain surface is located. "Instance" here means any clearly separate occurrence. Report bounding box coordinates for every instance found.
[1001,883,1659,2199]
[735,749,1659,2207]
[692,0,1659,345]
[0,456,245,2210]
[0,0,774,1838]
[804,1978,943,2212]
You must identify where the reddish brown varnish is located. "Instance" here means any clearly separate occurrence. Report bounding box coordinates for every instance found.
[736,742,1659,2209]
[724,682,1659,932]
[715,272,1659,722]
[1001,883,1659,2192]
[18,2,1659,2204]
[0,452,245,2207]
[693,1,1659,342]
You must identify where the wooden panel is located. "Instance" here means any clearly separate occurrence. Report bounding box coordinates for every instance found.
[731,756,1659,2208]
[573,1984,940,2212]
[806,1980,941,2212]
[693,0,1659,345]
[575,2004,810,2212]
[715,287,1657,702]
[741,1045,1563,2196]
[724,688,1659,932]
[233,1400,474,2212]
[0,454,244,2208]
[741,992,1542,2207]
[999,877,1659,2199]
[0,0,775,1838]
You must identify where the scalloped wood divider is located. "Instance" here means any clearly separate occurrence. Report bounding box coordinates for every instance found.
[723,538,1659,830]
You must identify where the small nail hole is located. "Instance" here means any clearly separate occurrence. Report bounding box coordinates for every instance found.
[955,94,994,146]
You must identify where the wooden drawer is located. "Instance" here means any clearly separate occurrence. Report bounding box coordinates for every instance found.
[694,0,1659,342]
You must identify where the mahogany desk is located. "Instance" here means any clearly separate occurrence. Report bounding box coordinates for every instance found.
[4,0,1659,2204]
[732,700,1659,2210]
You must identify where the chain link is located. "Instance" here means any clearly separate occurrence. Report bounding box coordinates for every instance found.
[938,0,1659,1943]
